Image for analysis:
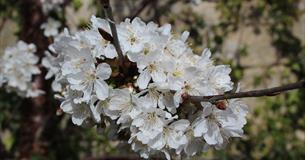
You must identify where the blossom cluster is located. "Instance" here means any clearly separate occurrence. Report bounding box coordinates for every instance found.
[43,16,249,159]
[41,0,64,14]
[0,41,44,97]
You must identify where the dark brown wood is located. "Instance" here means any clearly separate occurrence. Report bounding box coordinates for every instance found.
[17,0,51,159]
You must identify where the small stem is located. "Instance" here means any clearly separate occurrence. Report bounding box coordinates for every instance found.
[189,80,305,102]
[101,0,124,66]
[130,0,153,19]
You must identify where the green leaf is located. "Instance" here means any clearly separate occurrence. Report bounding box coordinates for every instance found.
[1,130,14,151]
[72,0,83,11]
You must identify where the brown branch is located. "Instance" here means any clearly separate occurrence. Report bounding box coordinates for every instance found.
[130,0,154,19]
[189,80,305,102]
[0,17,7,32]
[100,0,124,66]
[0,17,7,47]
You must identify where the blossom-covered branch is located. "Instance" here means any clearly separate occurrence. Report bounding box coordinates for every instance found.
[42,13,249,159]
[189,80,305,102]
[100,0,124,65]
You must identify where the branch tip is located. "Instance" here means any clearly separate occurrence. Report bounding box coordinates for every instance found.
[100,0,124,67]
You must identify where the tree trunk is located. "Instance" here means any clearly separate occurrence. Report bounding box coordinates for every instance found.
[17,0,51,159]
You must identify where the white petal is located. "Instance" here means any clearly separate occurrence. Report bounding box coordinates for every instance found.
[173,90,183,107]
[193,119,208,137]
[204,123,220,145]
[90,15,110,31]
[71,104,90,126]
[159,24,171,35]
[148,133,166,150]
[151,69,166,83]
[170,119,190,131]
[104,45,117,59]
[72,116,85,126]
[94,80,109,100]
[67,72,84,85]
[51,80,62,92]
[96,63,112,80]
[201,103,213,117]
[82,84,93,102]
[136,69,151,89]
[181,31,190,42]
[60,100,73,113]
[162,150,171,160]
[127,52,139,62]
[132,117,144,127]
[90,97,102,122]
[201,48,211,59]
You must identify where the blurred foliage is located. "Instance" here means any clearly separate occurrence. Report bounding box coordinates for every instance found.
[1,0,305,159]
[0,0,16,16]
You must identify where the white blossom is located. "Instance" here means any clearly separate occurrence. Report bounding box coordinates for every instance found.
[131,96,168,143]
[41,0,64,14]
[0,41,43,97]
[41,18,61,37]
[42,51,61,79]
[104,88,140,124]
[44,15,249,159]
[67,63,111,102]
[148,119,189,151]
[193,102,246,147]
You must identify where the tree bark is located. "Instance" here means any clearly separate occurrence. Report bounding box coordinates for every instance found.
[17,0,51,159]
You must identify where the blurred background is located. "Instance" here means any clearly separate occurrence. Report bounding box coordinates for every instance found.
[0,0,305,159]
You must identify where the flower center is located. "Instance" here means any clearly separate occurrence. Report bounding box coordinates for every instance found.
[147,112,157,120]
[85,71,96,82]
[173,70,183,77]
[148,64,156,72]
[143,47,150,55]
[129,36,137,45]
